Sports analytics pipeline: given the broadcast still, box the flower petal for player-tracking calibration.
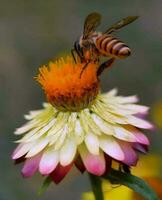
[81,110,102,136]
[113,125,137,142]
[15,121,37,135]
[47,112,69,137]
[119,142,138,166]
[91,113,113,135]
[78,144,106,176]
[25,138,48,158]
[85,133,99,155]
[51,125,68,150]
[22,119,56,142]
[113,95,139,104]
[126,116,153,129]
[122,104,149,114]
[106,88,118,97]
[12,143,34,160]
[124,125,150,145]
[22,153,42,177]
[74,119,84,144]
[133,143,148,153]
[75,155,85,173]
[60,139,77,166]
[15,127,42,143]
[24,111,42,120]
[93,102,127,125]
[13,88,152,179]
[99,135,124,161]
[39,148,59,175]
[50,163,73,184]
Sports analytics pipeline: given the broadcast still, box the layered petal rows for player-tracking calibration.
[12,89,152,183]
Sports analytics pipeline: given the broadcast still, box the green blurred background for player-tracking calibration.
[0,0,162,199]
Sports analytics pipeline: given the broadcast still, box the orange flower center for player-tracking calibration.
[36,56,100,111]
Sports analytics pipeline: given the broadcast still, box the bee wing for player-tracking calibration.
[83,12,102,39]
[104,16,139,34]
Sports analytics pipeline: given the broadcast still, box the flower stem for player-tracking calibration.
[88,173,104,200]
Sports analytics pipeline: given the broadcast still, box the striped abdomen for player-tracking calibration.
[95,34,131,59]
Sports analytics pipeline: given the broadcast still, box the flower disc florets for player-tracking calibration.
[37,57,99,111]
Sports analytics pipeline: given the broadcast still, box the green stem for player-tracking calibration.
[88,173,104,200]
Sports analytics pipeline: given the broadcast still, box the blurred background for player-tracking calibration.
[0,0,162,199]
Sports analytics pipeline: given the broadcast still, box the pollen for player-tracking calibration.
[36,56,99,111]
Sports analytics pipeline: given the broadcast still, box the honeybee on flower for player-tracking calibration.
[12,56,152,184]
[72,12,138,77]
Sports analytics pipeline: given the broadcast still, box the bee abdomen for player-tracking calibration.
[112,42,131,58]
[96,35,131,58]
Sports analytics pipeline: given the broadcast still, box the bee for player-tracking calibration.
[72,12,138,77]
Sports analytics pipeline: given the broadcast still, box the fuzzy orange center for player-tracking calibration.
[36,57,100,111]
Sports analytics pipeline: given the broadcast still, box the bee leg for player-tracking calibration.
[119,163,122,171]
[97,58,115,76]
[79,61,90,78]
[71,49,77,63]
[122,164,131,174]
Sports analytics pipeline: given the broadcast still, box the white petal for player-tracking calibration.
[48,131,61,146]
[79,111,90,133]
[39,148,59,175]
[75,119,82,135]
[100,102,148,116]
[15,127,41,143]
[115,96,139,104]
[119,104,149,114]
[81,110,102,135]
[85,133,99,155]
[47,112,69,137]
[106,88,118,96]
[24,110,43,120]
[25,138,48,157]
[113,125,137,142]
[74,119,84,144]
[93,103,127,124]
[92,105,115,124]
[43,102,51,108]
[91,114,113,135]
[12,142,34,159]
[100,135,124,161]
[23,119,56,142]
[60,139,77,166]
[14,121,37,135]
[68,112,77,133]
[126,116,153,129]
[50,125,68,149]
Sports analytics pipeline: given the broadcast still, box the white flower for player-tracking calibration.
[12,88,152,183]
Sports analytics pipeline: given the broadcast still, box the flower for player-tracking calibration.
[82,155,162,200]
[12,56,152,184]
